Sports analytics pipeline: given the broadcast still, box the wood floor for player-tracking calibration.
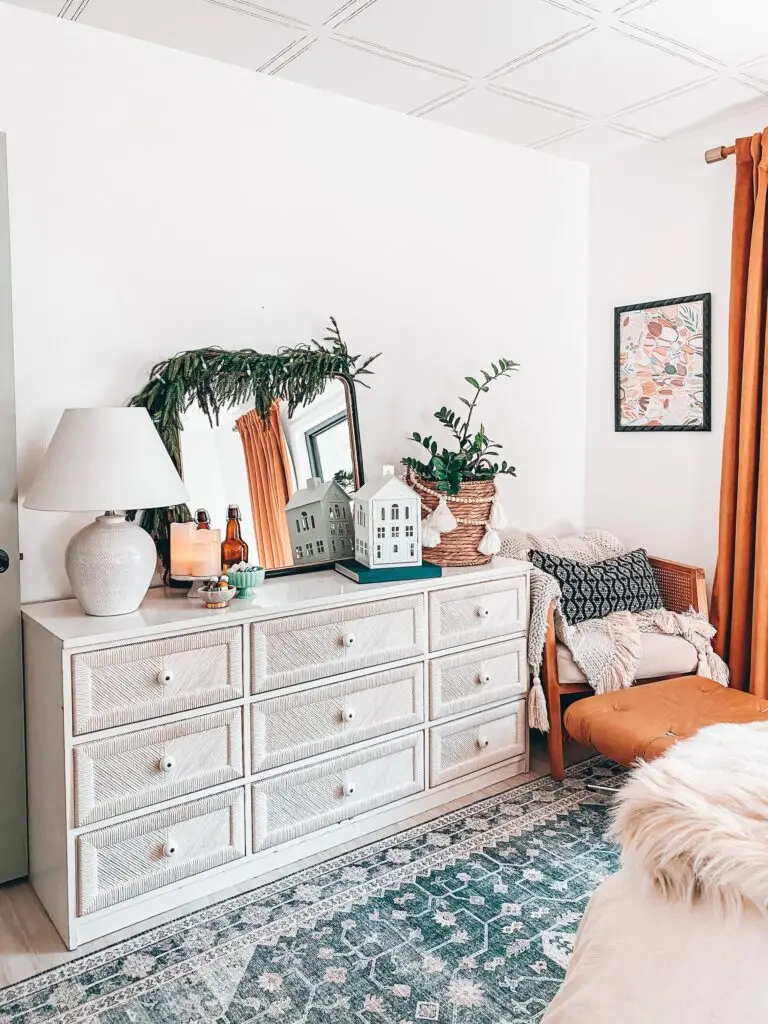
[0,734,592,990]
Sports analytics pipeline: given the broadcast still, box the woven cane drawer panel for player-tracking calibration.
[252,665,424,772]
[429,702,526,787]
[76,788,245,915]
[428,577,526,652]
[252,733,424,850]
[251,596,425,692]
[429,639,527,720]
[71,628,243,735]
[73,709,244,826]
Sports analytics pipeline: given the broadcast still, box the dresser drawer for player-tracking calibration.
[429,703,526,787]
[73,709,244,826]
[251,596,425,692]
[71,628,243,735]
[76,789,245,915]
[428,577,526,652]
[252,733,424,850]
[252,665,424,772]
[430,639,527,719]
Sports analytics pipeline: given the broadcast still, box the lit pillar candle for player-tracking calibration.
[170,522,196,577]
[190,529,221,578]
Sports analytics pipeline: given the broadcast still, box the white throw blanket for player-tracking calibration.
[500,529,729,731]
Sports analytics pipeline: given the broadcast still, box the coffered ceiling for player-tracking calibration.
[7,0,768,163]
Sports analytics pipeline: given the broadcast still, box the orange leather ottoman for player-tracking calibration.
[564,675,768,766]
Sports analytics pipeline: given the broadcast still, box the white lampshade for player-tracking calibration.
[25,407,189,512]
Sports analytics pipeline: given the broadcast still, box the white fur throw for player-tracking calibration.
[611,722,768,915]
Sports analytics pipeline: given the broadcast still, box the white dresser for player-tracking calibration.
[22,558,530,949]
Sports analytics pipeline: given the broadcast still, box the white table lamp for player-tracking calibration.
[24,407,189,616]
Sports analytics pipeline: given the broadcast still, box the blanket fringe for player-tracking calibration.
[529,675,549,732]
[587,612,642,695]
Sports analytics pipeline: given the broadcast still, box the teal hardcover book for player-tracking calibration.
[334,560,442,584]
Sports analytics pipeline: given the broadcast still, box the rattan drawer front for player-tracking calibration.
[251,596,425,692]
[252,733,424,850]
[76,789,245,915]
[73,710,244,826]
[71,628,243,735]
[430,639,527,720]
[428,577,526,652]
[429,702,526,787]
[252,666,424,772]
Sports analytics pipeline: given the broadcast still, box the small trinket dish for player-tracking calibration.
[197,579,237,609]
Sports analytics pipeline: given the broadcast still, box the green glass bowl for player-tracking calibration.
[226,568,266,598]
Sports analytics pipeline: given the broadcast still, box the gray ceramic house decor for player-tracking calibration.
[286,478,354,565]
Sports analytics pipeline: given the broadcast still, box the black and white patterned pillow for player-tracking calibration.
[530,548,663,626]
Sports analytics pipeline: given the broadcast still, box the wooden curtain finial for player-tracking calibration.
[705,145,736,164]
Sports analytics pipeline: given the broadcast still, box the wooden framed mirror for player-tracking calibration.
[129,321,375,578]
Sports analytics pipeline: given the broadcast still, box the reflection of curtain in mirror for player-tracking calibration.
[236,404,293,570]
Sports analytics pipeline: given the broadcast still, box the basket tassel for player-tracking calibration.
[489,494,507,531]
[425,494,457,534]
[477,522,501,556]
[420,494,457,548]
[421,520,442,548]
[529,674,549,732]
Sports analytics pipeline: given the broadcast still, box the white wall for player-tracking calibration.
[0,4,589,603]
[587,101,768,585]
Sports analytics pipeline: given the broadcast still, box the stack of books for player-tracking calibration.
[334,560,442,584]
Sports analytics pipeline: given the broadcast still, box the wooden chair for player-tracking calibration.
[543,556,709,781]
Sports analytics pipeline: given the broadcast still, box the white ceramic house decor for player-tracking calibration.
[353,467,421,568]
[24,407,189,616]
[285,477,354,565]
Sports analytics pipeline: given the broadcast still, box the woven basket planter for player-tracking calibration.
[408,472,497,567]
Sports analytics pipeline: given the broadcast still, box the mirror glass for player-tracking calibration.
[179,376,360,573]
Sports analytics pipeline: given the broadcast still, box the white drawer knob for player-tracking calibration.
[477,669,492,685]
[159,754,176,773]
[162,838,179,858]
[342,632,356,648]
[342,707,356,723]
[157,668,174,686]
[477,734,490,749]
[343,780,356,797]
[476,606,490,619]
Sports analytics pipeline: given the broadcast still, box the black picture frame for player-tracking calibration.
[614,292,711,432]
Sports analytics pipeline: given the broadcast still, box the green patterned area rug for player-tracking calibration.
[1,759,623,1024]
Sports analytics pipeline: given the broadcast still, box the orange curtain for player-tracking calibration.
[236,403,294,570]
[711,129,768,694]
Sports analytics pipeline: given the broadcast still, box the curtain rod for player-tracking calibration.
[705,144,736,164]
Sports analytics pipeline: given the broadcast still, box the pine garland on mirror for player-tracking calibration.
[127,319,378,574]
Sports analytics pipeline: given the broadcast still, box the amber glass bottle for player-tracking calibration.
[221,504,249,570]
[195,508,211,530]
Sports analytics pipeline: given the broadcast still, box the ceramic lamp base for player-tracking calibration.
[65,514,157,616]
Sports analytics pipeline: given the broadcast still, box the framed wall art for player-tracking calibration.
[615,292,711,432]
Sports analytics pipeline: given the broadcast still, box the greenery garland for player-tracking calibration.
[128,318,377,572]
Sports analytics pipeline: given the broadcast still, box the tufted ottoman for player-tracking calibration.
[564,675,768,766]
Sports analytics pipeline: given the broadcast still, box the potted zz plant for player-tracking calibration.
[402,358,518,567]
